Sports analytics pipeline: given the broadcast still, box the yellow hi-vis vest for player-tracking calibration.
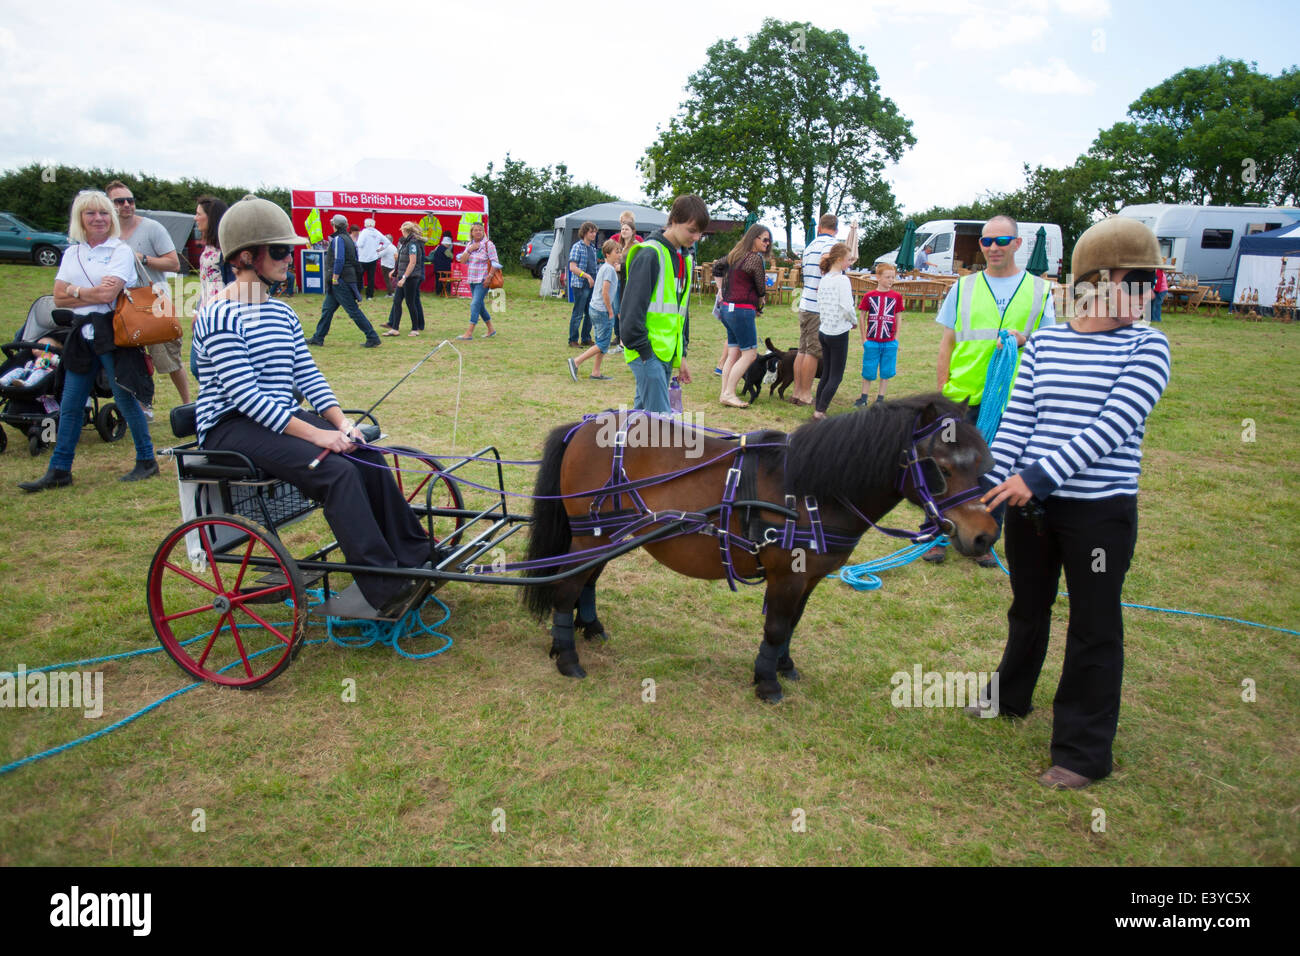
[624,239,691,366]
[943,271,1050,406]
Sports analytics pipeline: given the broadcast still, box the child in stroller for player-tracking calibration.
[0,337,60,389]
[0,295,127,457]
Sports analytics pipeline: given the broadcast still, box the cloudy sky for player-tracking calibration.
[1,0,1292,226]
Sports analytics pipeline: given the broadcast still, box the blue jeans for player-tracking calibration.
[469,282,491,325]
[569,284,592,343]
[314,279,378,342]
[1151,290,1167,323]
[629,354,672,413]
[50,350,154,472]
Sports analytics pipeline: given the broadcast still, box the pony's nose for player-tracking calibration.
[973,532,994,553]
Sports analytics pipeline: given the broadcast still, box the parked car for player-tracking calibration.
[0,212,70,267]
[520,230,555,279]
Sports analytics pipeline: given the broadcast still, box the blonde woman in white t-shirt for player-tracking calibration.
[812,242,855,420]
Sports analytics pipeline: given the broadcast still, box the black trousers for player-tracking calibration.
[205,411,430,608]
[814,330,850,412]
[385,278,424,331]
[360,260,378,298]
[996,494,1137,779]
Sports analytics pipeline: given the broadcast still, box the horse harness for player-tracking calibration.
[564,412,984,592]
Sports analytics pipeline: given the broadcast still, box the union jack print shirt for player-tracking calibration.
[859,290,904,342]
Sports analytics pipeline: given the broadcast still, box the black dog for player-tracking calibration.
[739,351,781,404]
[764,337,821,400]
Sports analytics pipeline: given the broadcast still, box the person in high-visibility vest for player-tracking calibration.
[926,214,1056,567]
[620,195,710,413]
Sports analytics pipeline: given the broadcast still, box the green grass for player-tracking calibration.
[0,263,1296,866]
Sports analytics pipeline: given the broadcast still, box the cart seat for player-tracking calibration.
[169,403,379,482]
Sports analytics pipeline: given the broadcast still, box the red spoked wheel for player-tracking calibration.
[148,515,306,689]
[387,447,466,548]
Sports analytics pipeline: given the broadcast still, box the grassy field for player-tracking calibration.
[0,263,1296,866]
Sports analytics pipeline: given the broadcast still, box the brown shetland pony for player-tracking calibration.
[522,393,998,702]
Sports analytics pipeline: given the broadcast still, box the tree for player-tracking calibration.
[467,155,618,268]
[643,19,914,251]
[1085,59,1300,208]
[0,163,289,233]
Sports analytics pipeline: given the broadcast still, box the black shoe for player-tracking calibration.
[853,395,869,407]
[306,338,325,347]
[362,339,381,348]
[377,578,430,618]
[120,459,159,482]
[19,469,72,493]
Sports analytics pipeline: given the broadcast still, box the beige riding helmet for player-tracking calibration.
[218,195,307,259]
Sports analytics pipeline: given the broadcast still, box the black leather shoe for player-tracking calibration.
[306,338,325,347]
[19,469,72,493]
[362,339,381,348]
[120,459,159,482]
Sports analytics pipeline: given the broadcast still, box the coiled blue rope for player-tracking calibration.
[976,329,1019,443]
[1,591,455,776]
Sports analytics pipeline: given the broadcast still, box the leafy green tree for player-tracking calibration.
[0,162,288,233]
[1085,59,1300,208]
[643,19,914,252]
[467,155,617,269]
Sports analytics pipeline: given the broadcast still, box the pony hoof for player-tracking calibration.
[753,678,784,703]
[778,666,801,681]
[580,619,610,642]
[553,650,587,679]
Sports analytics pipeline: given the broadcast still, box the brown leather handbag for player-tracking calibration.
[113,260,181,347]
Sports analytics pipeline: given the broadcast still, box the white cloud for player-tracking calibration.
[1056,0,1111,17]
[950,13,1049,49]
[998,58,1097,95]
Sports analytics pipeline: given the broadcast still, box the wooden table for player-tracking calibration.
[1165,286,1203,312]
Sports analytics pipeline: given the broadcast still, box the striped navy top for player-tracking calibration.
[988,323,1171,500]
[193,297,338,443]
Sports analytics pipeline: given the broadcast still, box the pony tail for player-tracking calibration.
[820,242,849,275]
[522,422,577,619]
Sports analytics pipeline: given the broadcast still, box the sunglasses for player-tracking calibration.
[1119,268,1156,287]
[111,197,136,206]
[979,235,1015,248]
[266,244,293,261]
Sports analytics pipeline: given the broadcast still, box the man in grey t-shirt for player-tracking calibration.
[108,180,190,404]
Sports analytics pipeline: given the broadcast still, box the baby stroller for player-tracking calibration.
[0,295,127,456]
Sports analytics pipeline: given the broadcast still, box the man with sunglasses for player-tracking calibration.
[107,180,190,405]
[925,215,1055,566]
[972,217,1170,790]
[194,196,430,620]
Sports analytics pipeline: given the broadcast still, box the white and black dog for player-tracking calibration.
[739,350,782,404]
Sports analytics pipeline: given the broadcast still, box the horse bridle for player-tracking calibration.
[840,415,987,543]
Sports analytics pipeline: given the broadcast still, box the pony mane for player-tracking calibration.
[780,393,970,500]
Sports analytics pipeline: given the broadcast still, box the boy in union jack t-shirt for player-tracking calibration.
[854,263,904,406]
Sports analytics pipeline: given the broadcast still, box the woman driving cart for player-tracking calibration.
[192,195,430,619]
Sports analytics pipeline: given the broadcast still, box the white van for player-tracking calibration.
[875,219,1063,277]
[1116,204,1300,295]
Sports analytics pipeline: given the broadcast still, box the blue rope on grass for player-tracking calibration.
[313,588,455,660]
[1,591,455,776]
[836,537,1298,636]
